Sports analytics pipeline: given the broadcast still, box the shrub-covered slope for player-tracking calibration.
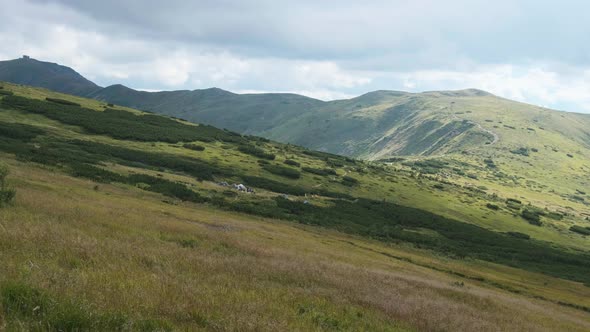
[0,83,589,330]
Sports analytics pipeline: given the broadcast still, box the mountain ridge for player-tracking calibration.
[1,56,589,161]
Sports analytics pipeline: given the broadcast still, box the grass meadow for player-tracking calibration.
[0,157,589,331]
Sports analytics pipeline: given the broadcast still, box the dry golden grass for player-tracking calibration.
[0,157,589,331]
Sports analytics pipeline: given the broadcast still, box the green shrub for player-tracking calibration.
[0,121,45,140]
[342,176,359,187]
[263,165,301,179]
[302,167,337,176]
[45,97,81,106]
[521,209,542,225]
[483,159,496,168]
[571,195,585,202]
[240,176,306,196]
[238,144,275,160]
[326,159,344,167]
[570,225,590,236]
[0,90,14,96]
[183,143,205,151]
[510,147,529,156]
[408,160,449,174]
[69,164,206,203]
[283,159,300,167]
[2,95,243,143]
[0,164,15,207]
[506,198,522,210]
[486,203,499,210]
[546,212,564,220]
[507,232,530,240]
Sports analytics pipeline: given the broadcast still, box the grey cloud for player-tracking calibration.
[3,0,590,112]
[33,0,590,70]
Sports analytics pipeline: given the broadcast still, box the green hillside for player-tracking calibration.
[89,84,325,134]
[0,82,589,330]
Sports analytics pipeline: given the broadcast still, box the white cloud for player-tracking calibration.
[1,0,590,112]
[394,64,590,112]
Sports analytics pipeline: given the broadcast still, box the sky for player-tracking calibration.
[1,0,590,112]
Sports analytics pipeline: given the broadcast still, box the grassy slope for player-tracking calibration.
[0,82,589,329]
[0,82,588,250]
[1,158,589,331]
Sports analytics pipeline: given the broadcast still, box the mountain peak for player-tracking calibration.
[0,56,100,96]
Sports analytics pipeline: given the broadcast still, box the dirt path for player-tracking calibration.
[446,103,499,145]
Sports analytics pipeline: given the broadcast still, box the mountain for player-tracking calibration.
[2,57,590,165]
[89,84,325,134]
[0,82,589,330]
[1,57,590,175]
[0,56,101,96]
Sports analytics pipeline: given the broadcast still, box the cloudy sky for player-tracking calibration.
[1,0,590,112]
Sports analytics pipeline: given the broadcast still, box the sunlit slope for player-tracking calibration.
[1,159,589,331]
[0,82,589,274]
[1,82,590,329]
[264,89,590,159]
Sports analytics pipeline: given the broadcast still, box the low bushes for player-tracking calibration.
[0,164,16,207]
[238,144,275,160]
[283,159,300,167]
[341,176,359,187]
[183,143,205,151]
[510,147,529,157]
[506,198,522,210]
[545,211,564,220]
[302,167,337,176]
[570,225,590,236]
[2,95,244,143]
[263,165,301,179]
[0,121,45,140]
[45,97,80,106]
[240,176,306,196]
[507,232,530,240]
[486,203,499,210]
[483,159,496,168]
[521,209,542,225]
[71,164,206,203]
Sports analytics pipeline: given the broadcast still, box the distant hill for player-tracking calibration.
[1,57,590,165]
[0,56,101,96]
[89,84,325,134]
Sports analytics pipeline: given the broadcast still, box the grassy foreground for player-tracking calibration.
[0,158,589,331]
